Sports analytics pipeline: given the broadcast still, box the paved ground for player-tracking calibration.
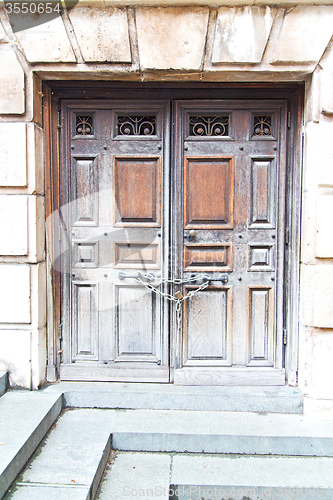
[96,451,333,500]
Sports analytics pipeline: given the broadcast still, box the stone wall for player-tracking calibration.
[0,3,333,396]
[299,40,333,409]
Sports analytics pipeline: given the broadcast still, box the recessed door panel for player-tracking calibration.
[115,285,158,361]
[183,287,231,365]
[114,156,161,226]
[184,157,234,229]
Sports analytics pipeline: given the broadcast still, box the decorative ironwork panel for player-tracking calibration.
[189,115,229,137]
[117,116,156,136]
[253,116,272,136]
[75,115,94,136]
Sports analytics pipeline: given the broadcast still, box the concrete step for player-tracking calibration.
[0,391,62,499]
[43,381,303,414]
[97,451,333,500]
[0,372,8,397]
[3,409,114,500]
[4,405,333,499]
[111,408,333,456]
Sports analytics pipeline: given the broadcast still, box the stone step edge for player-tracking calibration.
[170,484,333,500]
[44,383,304,414]
[112,431,333,457]
[0,394,63,499]
[12,433,112,500]
[0,372,8,398]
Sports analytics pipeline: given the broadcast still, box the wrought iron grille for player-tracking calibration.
[253,116,272,136]
[75,115,94,136]
[189,115,229,137]
[117,116,156,136]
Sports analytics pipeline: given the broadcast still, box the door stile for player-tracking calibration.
[274,102,288,371]
[169,100,184,375]
[59,100,72,367]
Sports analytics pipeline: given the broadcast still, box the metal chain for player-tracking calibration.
[134,273,210,339]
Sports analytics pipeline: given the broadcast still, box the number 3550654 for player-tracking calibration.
[5,3,61,14]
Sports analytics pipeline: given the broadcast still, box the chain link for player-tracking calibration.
[134,273,210,340]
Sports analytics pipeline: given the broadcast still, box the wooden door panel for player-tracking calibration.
[248,244,274,271]
[72,157,99,226]
[73,242,98,268]
[71,282,99,361]
[114,242,160,268]
[114,156,161,226]
[115,285,159,362]
[250,158,276,228]
[184,243,232,271]
[183,287,232,366]
[247,286,274,366]
[184,157,234,229]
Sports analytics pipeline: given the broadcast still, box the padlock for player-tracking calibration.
[175,291,183,300]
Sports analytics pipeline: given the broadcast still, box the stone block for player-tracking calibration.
[304,397,333,419]
[31,327,46,389]
[30,263,47,329]
[69,7,131,63]
[27,123,44,195]
[271,6,333,64]
[321,57,333,115]
[303,121,333,189]
[98,452,170,500]
[212,7,276,64]
[0,195,28,256]
[136,7,209,70]
[311,331,333,399]
[0,330,31,388]
[33,74,43,127]
[15,16,75,62]
[27,196,45,263]
[0,264,31,324]
[0,123,26,187]
[300,264,333,328]
[300,189,317,264]
[304,66,321,125]
[0,47,25,114]
[316,194,333,258]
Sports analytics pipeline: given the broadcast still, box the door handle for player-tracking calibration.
[204,273,229,284]
[118,272,156,282]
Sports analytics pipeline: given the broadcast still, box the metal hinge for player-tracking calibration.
[59,323,63,340]
[287,111,291,128]
[283,328,287,345]
[57,106,62,129]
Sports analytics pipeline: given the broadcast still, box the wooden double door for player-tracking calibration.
[59,98,287,385]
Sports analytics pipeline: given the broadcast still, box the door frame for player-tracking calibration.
[43,81,304,386]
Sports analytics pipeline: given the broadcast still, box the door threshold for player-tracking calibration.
[42,382,303,414]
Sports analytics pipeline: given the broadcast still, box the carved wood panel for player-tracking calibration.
[184,157,234,229]
[114,156,161,226]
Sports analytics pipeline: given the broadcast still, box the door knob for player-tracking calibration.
[188,230,197,241]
